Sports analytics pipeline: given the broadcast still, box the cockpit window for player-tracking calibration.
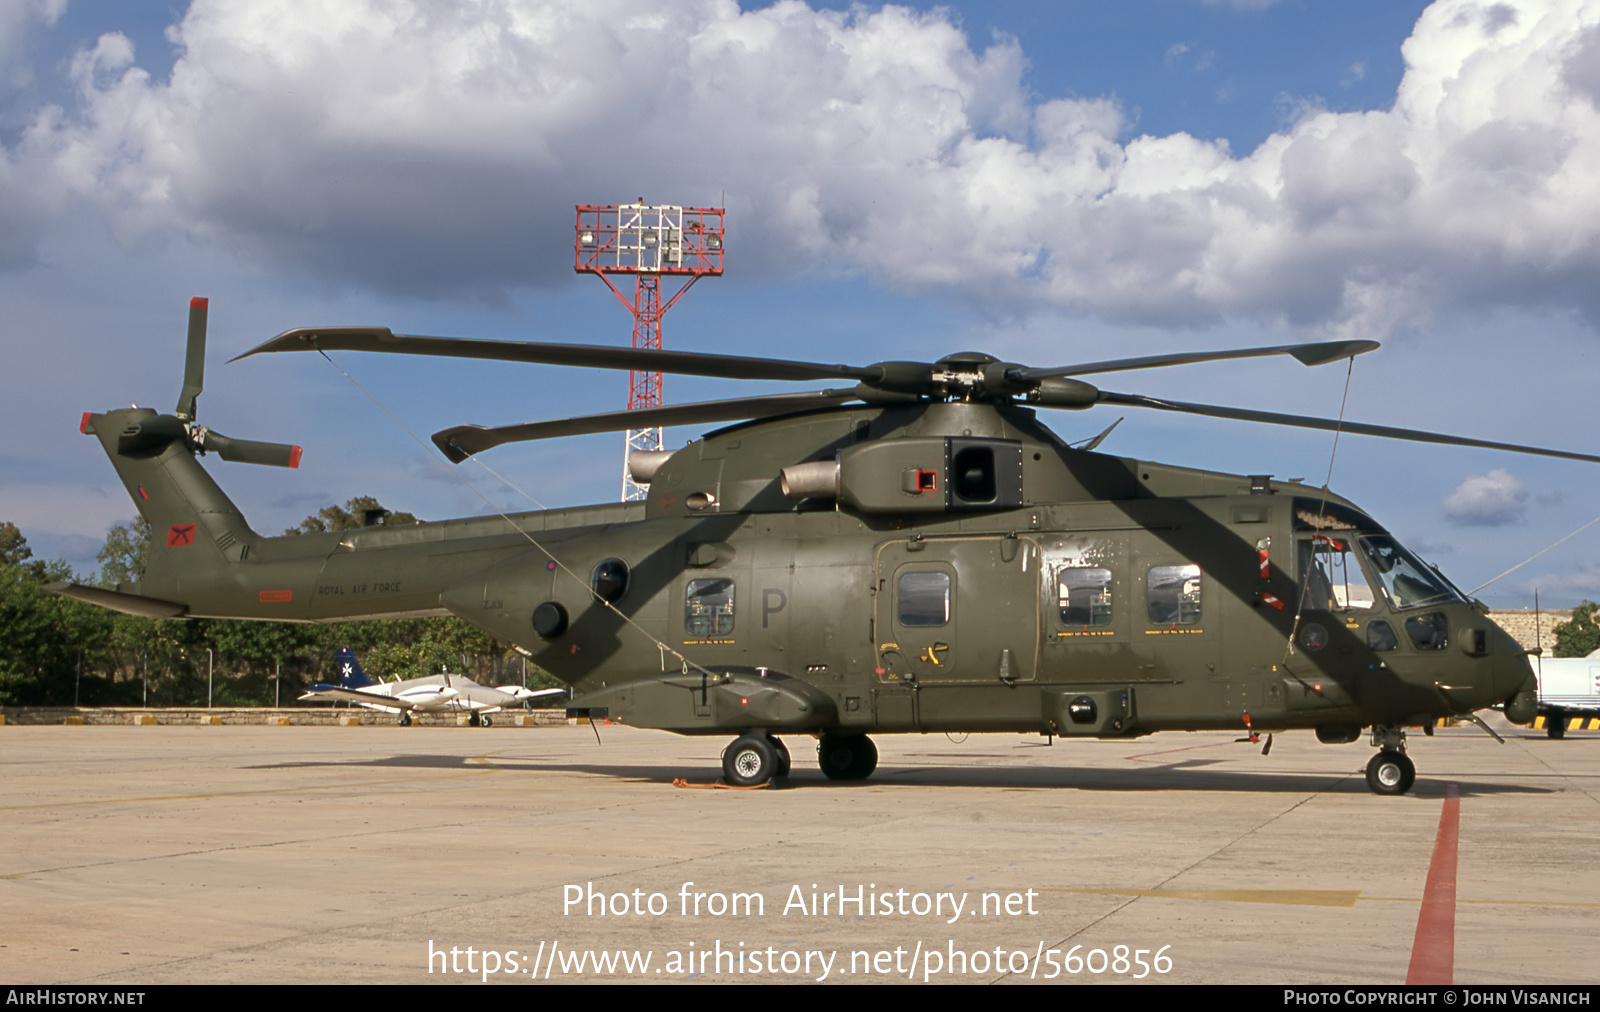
[1297,535,1378,612]
[1358,536,1459,610]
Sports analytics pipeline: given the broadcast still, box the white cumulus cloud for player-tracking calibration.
[6,0,1600,332]
[1443,468,1530,526]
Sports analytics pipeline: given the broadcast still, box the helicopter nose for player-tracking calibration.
[1490,626,1538,707]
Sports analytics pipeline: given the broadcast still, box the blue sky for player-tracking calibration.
[4,0,1600,609]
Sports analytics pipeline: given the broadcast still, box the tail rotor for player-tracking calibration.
[119,297,302,468]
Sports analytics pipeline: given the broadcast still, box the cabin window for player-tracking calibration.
[591,558,629,604]
[898,571,951,627]
[1058,568,1113,627]
[1405,612,1448,651]
[1367,621,1398,652]
[1147,565,1202,625]
[1298,535,1378,612]
[685,578,735,636]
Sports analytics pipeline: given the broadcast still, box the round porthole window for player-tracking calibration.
[591,558,629,604]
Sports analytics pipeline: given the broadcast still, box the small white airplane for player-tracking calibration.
[299,646,565,726]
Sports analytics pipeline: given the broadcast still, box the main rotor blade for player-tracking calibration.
[433,389,864,462]
[232,328,881,384]
[1015,340,1380,381]
[1095,391,1600,465]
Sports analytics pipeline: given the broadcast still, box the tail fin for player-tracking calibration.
[336,646,375,689]
[71,298,302,607]
[81,406,262,596]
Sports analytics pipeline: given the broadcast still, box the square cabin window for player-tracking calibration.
[1059,567,1113,627]
[898,571,951,627]
[1147,565,1202,625]
[685,578,735,636]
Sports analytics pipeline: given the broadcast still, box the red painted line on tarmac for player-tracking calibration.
[1406,783,1460,985]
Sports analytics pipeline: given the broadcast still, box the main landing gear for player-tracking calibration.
[1365,725,1416,796]
[721,733,789,786]
[817,732,877,781]
[718,732,877,786]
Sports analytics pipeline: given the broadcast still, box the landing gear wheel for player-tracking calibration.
[481,715,492,728]
[817,733,878,781]
[398,712,412,727]
[1548,711,1567,739]
[768,735,791,777]
[722,735,779,786]
[469,712,481,727]
[1366,750,1415,796]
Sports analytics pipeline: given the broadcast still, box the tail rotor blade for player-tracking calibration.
[203,430,303,468]
[176,297,208,420]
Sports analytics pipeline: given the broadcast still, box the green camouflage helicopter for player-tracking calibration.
[55,298,1599,794]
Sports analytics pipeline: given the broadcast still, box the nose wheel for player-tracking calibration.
[1364,725,1416,795]
[1365,750,1415,795]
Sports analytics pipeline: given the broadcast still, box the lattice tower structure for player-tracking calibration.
[575,202,725,500]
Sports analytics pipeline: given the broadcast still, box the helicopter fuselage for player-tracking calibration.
[78,399,1536,752]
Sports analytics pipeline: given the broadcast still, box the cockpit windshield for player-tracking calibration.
[1293,498,1459,612]
[1357,535,1460,610]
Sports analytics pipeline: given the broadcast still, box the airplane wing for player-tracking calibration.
[448,680,566,713]
[297,684,417,712]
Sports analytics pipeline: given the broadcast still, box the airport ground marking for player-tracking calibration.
[1406,782,1459,986]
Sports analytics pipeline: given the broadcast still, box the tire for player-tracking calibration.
[817,733,878,781]
[1548,711,1567,740]
[481,715,493,728]
[722,735,778,786]
[398,712,412,727]
[1365,750,1415,796]
[769,735,791,777]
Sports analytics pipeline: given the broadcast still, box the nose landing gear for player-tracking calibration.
[1365,725,1416,796]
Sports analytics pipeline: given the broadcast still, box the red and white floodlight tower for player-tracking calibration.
[575,201,725,500]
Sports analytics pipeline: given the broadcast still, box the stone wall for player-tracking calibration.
[1487,610,1571,653]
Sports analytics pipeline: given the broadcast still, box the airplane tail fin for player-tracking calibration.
[336,646,376,689]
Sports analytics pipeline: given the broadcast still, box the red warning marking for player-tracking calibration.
[166,524,196,547]
[1257,547,1285,610]
[287,446,302,468]
[258,589,293,603]
[1406,783,1460,985]
[80,412,92,434]
[190,296,208,309]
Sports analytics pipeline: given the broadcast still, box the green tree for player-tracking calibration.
[0,526,122,705]
[0,521,33,567]
[285,496,417,535]
[97,518,151,587]
[1553,601,1600,658]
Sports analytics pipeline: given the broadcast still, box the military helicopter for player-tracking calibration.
[56,298,1600,795]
